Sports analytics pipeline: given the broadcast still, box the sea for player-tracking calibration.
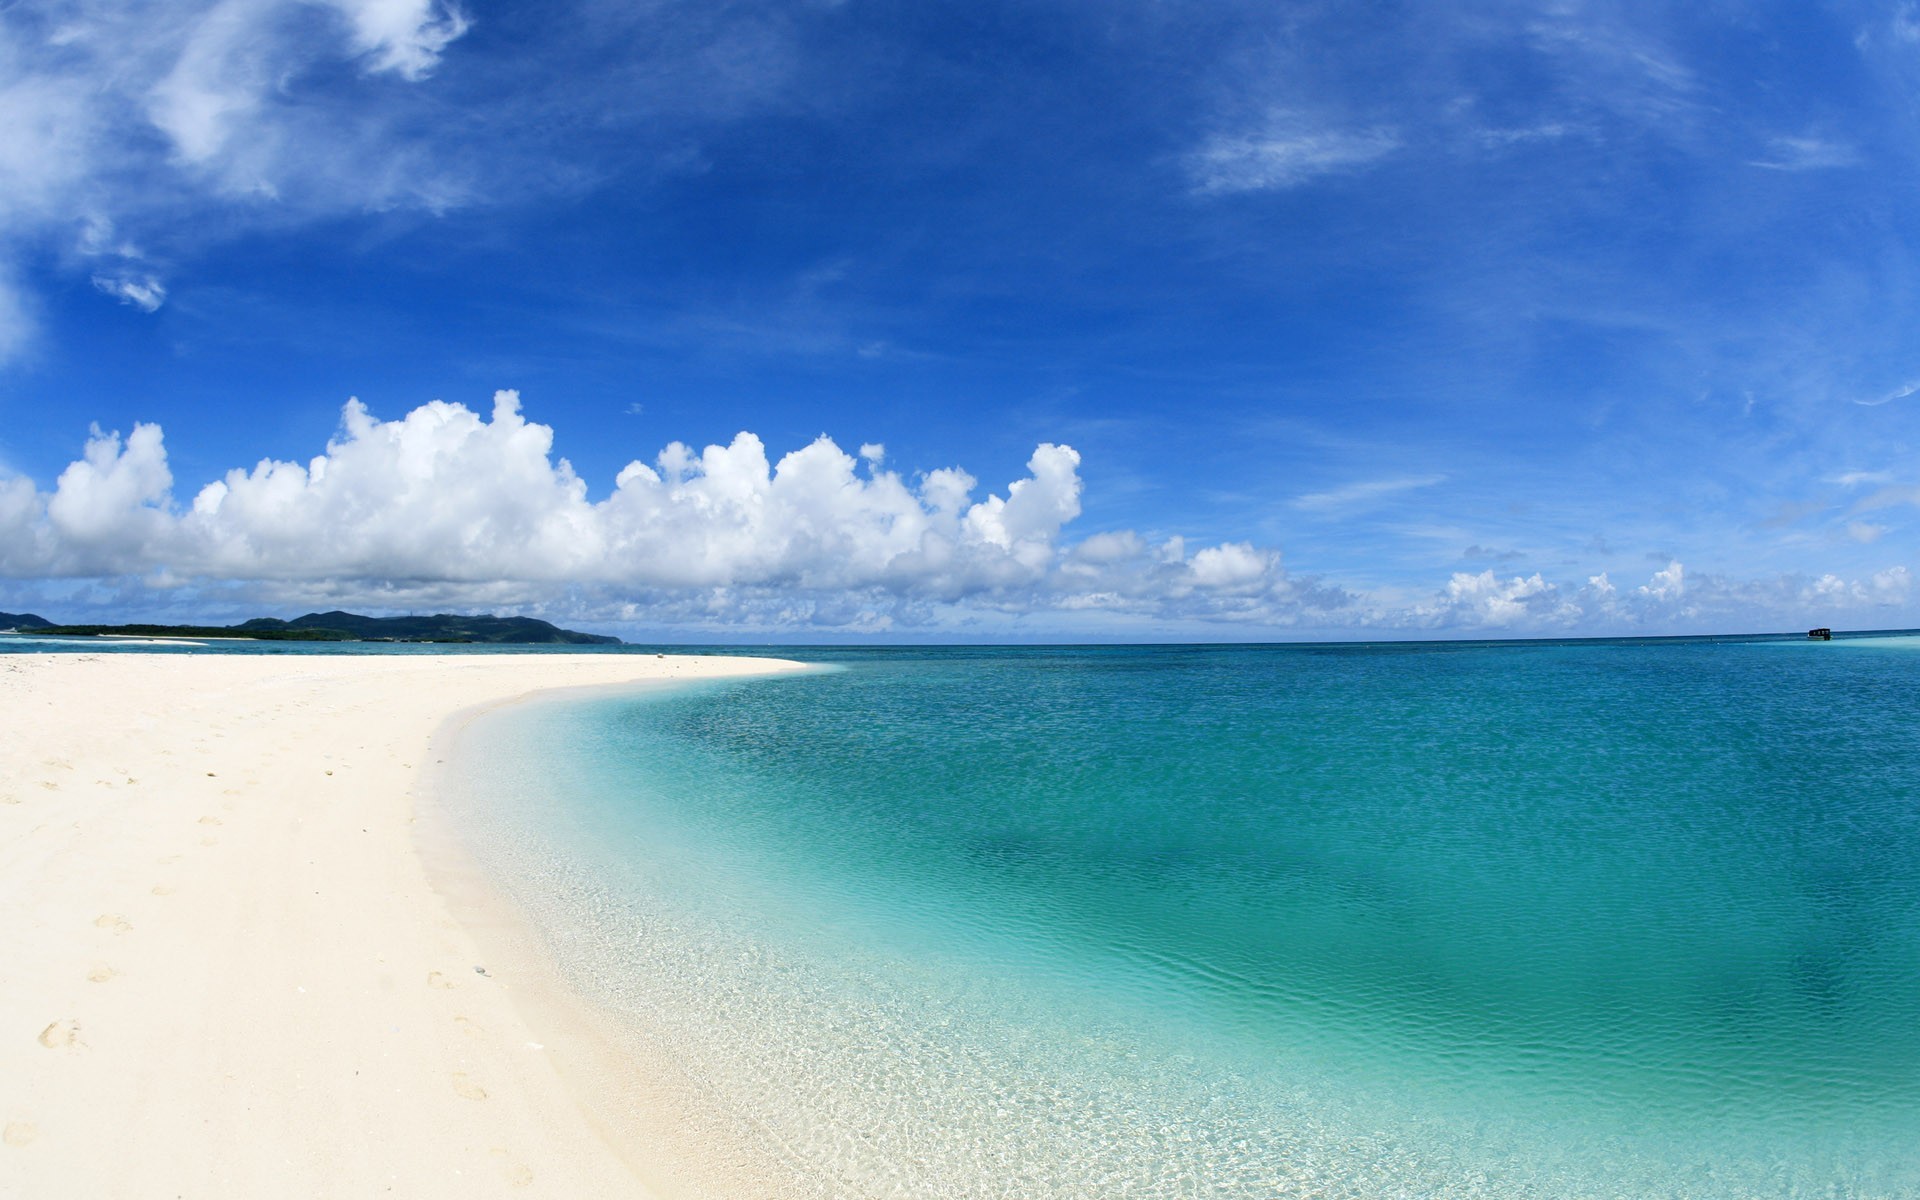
[11,632,1918,1195]
[436,637,1920,1198]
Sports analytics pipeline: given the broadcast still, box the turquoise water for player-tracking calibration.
[446,640,1920,1197]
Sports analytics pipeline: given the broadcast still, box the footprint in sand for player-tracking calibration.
[453,1016,485,1039]
[36,1020,82,1051]
[87,966,116,984]
[151,885,174,897]
[489,1149,534,1187]
[3,1121,36,1147]
[38,781,57,791]
[197,815,222,826]
[451,1072,488,1101]
[156,855,180,865]
[200,836,219,847]
[426,971,454,990]
[93,914,132,935]
[1,794,18,805]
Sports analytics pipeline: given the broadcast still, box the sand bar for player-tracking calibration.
[0,650,805,1198]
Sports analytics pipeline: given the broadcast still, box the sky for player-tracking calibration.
[4,0,1920,640]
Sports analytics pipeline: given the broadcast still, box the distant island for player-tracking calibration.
[0,609,620,645]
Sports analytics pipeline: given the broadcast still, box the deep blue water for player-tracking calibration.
[33,633,1914,1196]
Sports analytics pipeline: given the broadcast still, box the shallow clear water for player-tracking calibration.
[446,640,1920,1197]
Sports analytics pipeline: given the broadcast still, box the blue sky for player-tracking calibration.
[4,0,1920,638]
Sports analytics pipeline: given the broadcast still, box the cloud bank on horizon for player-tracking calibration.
[2,394,1906,636]
[5,2,1920,637]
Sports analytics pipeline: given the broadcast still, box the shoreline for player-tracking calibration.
[415,673,829,1199]
[0,650,806,1198]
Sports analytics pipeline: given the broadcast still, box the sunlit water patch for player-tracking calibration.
[444,641,1920,1197]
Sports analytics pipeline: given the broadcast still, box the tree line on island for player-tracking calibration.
[0,610,620,645]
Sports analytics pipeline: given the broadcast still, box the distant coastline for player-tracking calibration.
[0,609,621,645]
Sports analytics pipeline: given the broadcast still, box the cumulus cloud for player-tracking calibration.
[1805,566,1912,606]
[1421,570,1577,628]
[1638,559,1685,602]
[3,394,1916,636]
[0,393,1286,624]
[1187,542,1276,591]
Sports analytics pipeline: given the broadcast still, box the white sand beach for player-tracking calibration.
[0,650,805,1199]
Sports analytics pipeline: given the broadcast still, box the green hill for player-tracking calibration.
[241,611,621,645]
[8,610,620,645]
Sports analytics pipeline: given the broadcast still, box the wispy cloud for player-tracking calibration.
[1292,474,1446,512]
[1851,485,1920,513]
[0,0,472,361]
[1189,114,1400,194]
[1749,135,1858,172]
[1856,379,1920,406]
[1474,122,1575,149]
[92,272,168,313]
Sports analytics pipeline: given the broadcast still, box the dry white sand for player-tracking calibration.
[0,649,807,1199]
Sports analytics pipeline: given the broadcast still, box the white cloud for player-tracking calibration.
[1069,530,1145,565]
[1292,474,1446,512]
[5,395,1919,637]
[1638,559,1685,602]
[1853,482,1920,512]
[91,272,168,312]
[1190,113,1400,194]
[1830,469,1894,486]
[1187,542,1275,591]
[326,0,470,80]
[1857,380,1920,407]
[1475,122,1574,148]
[1749,134,1858,172]
[1807,566,1911,606]
[1426,570,1576,628]
[2,393,1096,600]
[1520,12,1698,128]
[1873,566,1912,601]
[39,423,175,572]
[0,0,472,361]
[0,392,1373,629]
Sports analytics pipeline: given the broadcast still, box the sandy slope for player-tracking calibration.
[0,650,804,1199]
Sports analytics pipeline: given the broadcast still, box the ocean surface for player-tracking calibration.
[217,637,1920,1194]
